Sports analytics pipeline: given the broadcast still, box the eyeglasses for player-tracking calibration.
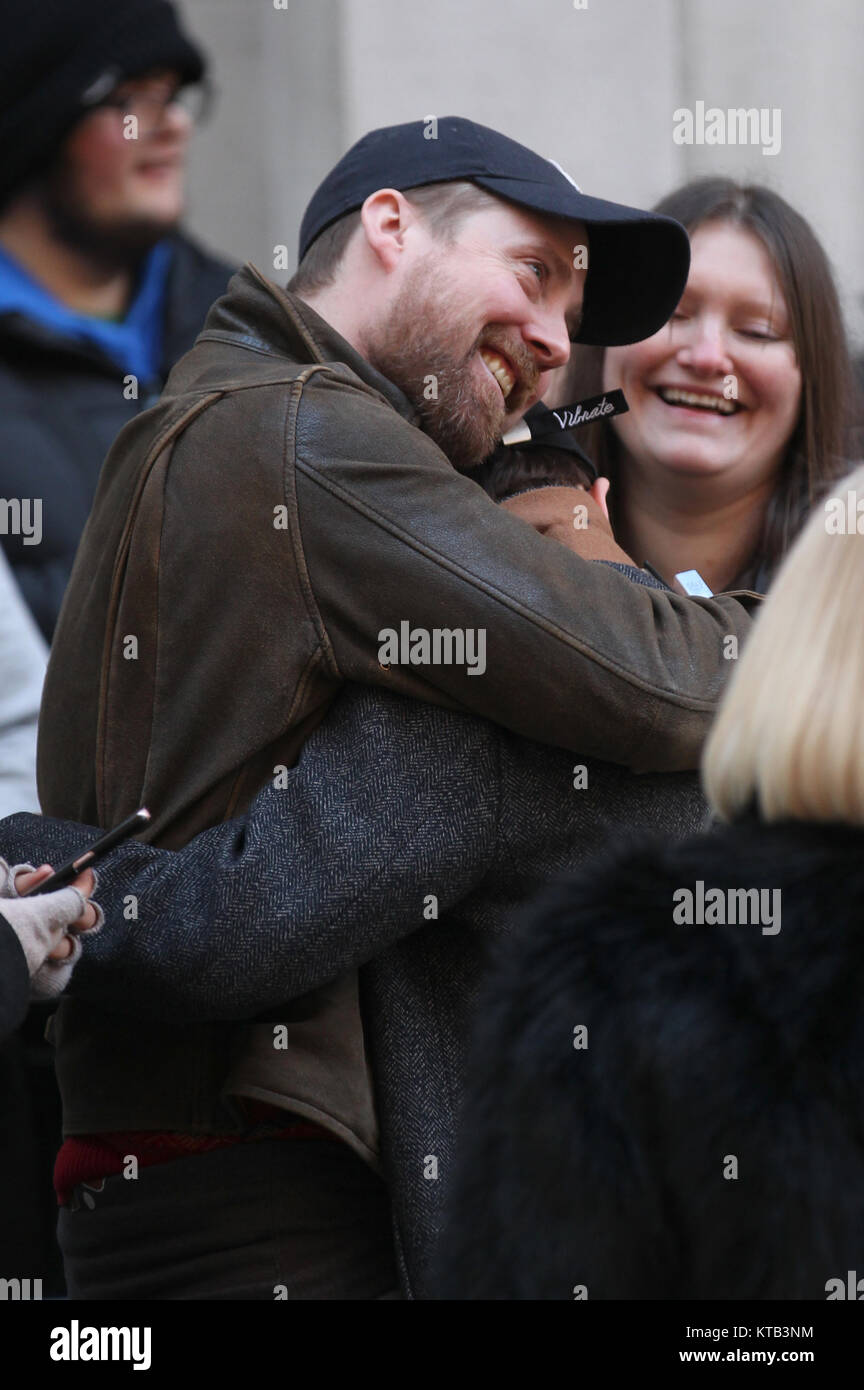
[83,77,214,132]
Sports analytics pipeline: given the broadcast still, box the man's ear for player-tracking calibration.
[359,188,416,272]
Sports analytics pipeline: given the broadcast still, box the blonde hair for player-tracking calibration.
[702,462,864,826]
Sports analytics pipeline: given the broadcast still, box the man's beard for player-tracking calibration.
[365,253,539,471]
[34,161,179,272]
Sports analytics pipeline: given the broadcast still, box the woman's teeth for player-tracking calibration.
[479,349,515,399]
[657,386,739,415]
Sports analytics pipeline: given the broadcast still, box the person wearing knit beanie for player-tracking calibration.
[0,0,208,293]
[0,0,231,647]
[0,0,206,211]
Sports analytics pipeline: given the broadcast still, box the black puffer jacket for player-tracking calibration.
[436,816,864,1300]
[0,233,233,641]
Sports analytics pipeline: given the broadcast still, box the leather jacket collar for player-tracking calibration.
[199,262,420,428]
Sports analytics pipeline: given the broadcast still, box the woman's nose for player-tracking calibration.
[676,318,733,374]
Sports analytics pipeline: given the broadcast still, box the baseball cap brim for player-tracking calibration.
[472,174,690,347]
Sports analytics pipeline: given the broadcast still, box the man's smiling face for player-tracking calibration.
[364,200,587,470]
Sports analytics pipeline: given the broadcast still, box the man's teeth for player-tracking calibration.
[479,349,515,399]
[658,387,738,415]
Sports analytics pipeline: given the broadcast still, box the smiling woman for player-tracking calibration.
[554,179,860,594]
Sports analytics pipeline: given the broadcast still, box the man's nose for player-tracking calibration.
[677,317,733,374]
[522,308,571,372]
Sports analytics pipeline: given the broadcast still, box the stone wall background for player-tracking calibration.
[179,0,864,345]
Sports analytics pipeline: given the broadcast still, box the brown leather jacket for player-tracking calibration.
[37,264,759,1149]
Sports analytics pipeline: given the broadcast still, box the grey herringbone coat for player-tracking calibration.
[1,686,707,1297]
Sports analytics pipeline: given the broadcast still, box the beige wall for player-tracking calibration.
[179,0,864,345]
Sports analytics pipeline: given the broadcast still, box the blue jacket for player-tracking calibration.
[0,233,233,641]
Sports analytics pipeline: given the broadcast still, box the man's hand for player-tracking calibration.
[500,480,637,565]
[14,864,98,958]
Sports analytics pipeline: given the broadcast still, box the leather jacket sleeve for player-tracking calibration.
[294,372,759,774]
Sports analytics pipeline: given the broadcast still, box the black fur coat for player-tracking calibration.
[435,817,864,1300]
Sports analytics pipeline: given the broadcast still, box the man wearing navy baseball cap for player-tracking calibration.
[36,115,758,1299]
[291,116,689,472]
[299,116,688,346]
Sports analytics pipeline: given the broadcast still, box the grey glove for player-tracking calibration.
[0,856,103,998]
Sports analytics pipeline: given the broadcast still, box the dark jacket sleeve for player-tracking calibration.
[295,373,759,775]
[0,912,30,1042]
[4,554,69,648]
[0,689,501,1021]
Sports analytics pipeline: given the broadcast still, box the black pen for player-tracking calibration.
[502,389,628,446]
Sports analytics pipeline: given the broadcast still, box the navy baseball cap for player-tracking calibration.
[298,116,690,347]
